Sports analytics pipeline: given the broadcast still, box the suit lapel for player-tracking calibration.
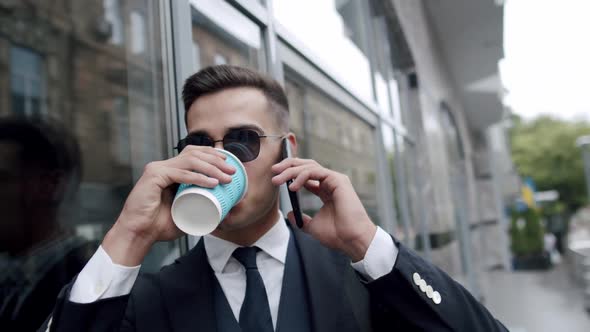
[292,225,366,332]
[159,239,217,332]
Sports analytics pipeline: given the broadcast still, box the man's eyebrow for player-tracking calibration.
[187,124,265,136]
[227,124,264,133]
[187,129,210,136]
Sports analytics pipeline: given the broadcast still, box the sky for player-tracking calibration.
[502,0,590,122]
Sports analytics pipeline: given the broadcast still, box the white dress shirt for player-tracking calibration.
[69,211,398,329]
[203,213,289,329]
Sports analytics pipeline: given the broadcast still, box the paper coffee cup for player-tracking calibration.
[171,149,248,236]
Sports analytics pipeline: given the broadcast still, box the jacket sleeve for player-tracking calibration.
[37,278,136,332]
[366,238,509,332]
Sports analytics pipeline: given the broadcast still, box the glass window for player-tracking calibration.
[130,11,147,54]
[394,132,435,254]
[192,40,201,70]
[104,0,124,45]
[284,77,380,226]
[190,0,263,70]
[397,134,420,249]
[110,97,130,165]
[284,78,306,151]
[10,46,45,116]
[389,77,402,123]
[401,72,419,128]
[0,1,177,330]
[214,53,228,65]
[381,123,405,240]
[371,13,397,118]
[274,0,373,102]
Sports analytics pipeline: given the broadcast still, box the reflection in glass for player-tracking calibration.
[381,123,405,241]
[190,0,263,70]
[104,0,124,45]
[0,1,177,330]
[130,11,147,55]
[388,78,402,123]
[274,0,373,102]
[371,13,394,115]
[10,46,45,116]
[399,136,420,249]
[0,117,90,331]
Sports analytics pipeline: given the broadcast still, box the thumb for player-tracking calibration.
[286,210,313,231]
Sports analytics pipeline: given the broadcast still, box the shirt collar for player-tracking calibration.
[203,211,290,273]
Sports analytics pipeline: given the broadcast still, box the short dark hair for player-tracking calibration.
[182,65,289,131]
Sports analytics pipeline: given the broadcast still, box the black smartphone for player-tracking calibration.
[282,139,304,228]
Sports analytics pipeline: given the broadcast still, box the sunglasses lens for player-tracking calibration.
[177,135,213,152]
[223,129,260,162]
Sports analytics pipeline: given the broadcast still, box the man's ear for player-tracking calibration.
[286,133,298,157]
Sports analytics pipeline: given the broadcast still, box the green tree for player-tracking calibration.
[510,115,590,212]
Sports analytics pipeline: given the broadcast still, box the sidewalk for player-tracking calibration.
[482,261,590,332]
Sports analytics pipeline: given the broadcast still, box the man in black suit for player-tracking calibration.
[41,65,507,331]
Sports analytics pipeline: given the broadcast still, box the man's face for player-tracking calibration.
[185,87,288,231]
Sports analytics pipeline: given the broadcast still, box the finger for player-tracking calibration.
[173,147,236,176]
[289,167,331,191]
[188,150,236,175]
[303,180,331,204]
[181,145,227,160]
[272,164,326,187]
[303,180,321,195]
[173,155,231,183]
[186,157,235,183]
[286,211,313,231]
[157,166,219,189]
[271,158,318,174]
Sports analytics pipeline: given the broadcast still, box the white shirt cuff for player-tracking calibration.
[69,245,141,303]
[351,227,398,281]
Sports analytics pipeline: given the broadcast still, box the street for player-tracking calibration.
[484,262,590,332]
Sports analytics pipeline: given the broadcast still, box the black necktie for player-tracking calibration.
[232,247,273,332]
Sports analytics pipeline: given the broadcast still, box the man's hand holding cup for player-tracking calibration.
[102,146,236,267]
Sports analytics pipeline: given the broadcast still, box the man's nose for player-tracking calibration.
[212,140,224,149]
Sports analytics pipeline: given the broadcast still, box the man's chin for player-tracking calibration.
[216,210,249,231]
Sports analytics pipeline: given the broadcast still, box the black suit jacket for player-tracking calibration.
[0,239,97,332]
[41,224,508,331]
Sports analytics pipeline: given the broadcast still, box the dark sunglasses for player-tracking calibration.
[175,128,284,162]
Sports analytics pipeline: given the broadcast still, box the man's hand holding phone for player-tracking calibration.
[271,157,377,262]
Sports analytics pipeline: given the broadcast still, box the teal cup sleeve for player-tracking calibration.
[171,149,248,235]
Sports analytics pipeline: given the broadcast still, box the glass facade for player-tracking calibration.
[380,123,406,240]
[284,77,379,225]
[0,1,177,329]
[10,46,45,116]
[0,0,483,329]
[190,0,263,71]
[274,0,374,103]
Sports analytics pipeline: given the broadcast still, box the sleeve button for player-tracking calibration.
[418,279,427,292]
[412,272,421,285]
[432,291,442,304]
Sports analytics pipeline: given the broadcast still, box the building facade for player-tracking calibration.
[0,0,513,327]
